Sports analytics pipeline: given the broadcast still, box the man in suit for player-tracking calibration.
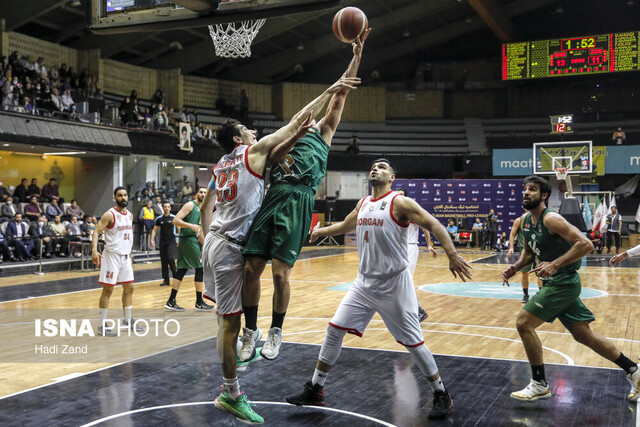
[0,228,16,262]
[1,196,21,222]
[45,197,64,221]
[6,213,35,261]
[29,214,54,258]
[13,178,29,203]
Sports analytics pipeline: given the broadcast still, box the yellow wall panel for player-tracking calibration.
[7,32,78,73]
[386,90,444,118]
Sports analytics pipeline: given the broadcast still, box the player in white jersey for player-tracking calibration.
[286,159,472,420]
[200,77,361,425]
[396,187,437,321]
[92,186,138,337]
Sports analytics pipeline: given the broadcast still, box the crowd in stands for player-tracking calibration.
[1,51,102,118]
[0,175,98,262]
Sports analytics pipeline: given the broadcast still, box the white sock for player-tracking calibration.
[123,306,132,322]
[224,377,241,399]
[407,344,445,392]
[312,368,329,387]
[99,308,108,322]
[429,375,445,392]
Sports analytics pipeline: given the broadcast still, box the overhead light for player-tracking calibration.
[403,30,411,37]
[198,166,209,171]
[43,151,86,155]
[12,152,43,157]
[297,41,304,50]
[69,0,81,6]
[2,144,9,147]
[554,4,564,13]
[174,165,184,169]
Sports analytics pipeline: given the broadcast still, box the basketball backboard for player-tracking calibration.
[532,141,593,175]
[89,0,343,34]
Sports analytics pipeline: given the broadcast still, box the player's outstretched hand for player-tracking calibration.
[448,254,472,282]
[531,261,558,279]
[309,223,321,243]
[353,28,371,55]
[610,251,629,266]
[327,77,361,95]
[295,111,315,138]
[92,250,101,267]
[502,264,519,287]
[429,246,438,258]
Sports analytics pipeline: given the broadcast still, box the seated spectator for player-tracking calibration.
[27,178,41,199]
[181,181,193,202]
[65,215,84,257]
[152,103,170,131]
[447,219,458,240]
[0,177,10,201]
[81,216,97,237]
[589,229,605,254]
[60,89,75,112]
[139,200,156,250]
[471,217,484,248]
[45,197,64,221]
[65,199,85,219]
[24,195,42,222]
[29,215,54,258]
[1,196,21,222]
[49,87,63,112]
[6,213,35,261]
[41,178,61,202]
[495,232,509,252]
[346,133,360,154]
[0,227,16,262]
[13,178,29,203]
[49,214,68,256]
[153,87,165,105]
[153,196,163,216]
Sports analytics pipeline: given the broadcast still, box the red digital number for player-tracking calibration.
[556,124,565,132]
[556,59,566,67]
[216,170,239,203]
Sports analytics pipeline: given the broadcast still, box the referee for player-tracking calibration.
[151,201,177,286]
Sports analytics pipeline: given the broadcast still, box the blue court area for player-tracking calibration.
[0,340,635,426]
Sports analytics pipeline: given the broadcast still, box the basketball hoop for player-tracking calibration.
[554,167,568,181]
[208,19,266,58]
[555,166,574,198]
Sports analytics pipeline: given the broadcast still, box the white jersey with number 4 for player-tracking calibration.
[356,190,409,277]
[105,208,133,255]
[210,145,265,242]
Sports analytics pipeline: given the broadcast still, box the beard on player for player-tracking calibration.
[116,199,128,208]
[522,193,542,210]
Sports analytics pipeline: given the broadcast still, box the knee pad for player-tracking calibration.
[194,267,204,282]
[174,268,188,281]
[318,325,347,366]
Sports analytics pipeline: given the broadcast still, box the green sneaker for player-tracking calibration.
[237,347,262,372]
[214,390,264,425]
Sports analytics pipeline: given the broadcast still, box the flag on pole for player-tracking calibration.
[599,197,609,233]
[592,197,603,232]
[582,196,593,230]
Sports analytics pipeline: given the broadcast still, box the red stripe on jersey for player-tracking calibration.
[397,340,424,348]
[107,210,116,229]
[389,194,409,228]
[370,190,393,202]
[116,280,134,285]
[98,281,116,286]
[358,196,370,212]
[329,322,363,337]
[217,310,243,318]
[244,145,264,179]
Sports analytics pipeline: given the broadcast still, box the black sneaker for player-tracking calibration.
[195,301,214,311]
[418,306,429,322]
[165,300,185,312]
[521,295,529,303]
[159,280,170,286]
[286,381,326,406]
[428,389,453,419]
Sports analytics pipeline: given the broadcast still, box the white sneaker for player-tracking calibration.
[238,327,262,362]
[510,379,551,402]
[627,365,640,402]
[121,318,145,333]
[261,327,283,360]
[96,324,117,337]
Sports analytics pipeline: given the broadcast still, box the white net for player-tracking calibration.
[555,167,568,181]
[208,19,266,58]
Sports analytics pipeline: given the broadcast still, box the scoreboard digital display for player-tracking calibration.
[502,31,640,80]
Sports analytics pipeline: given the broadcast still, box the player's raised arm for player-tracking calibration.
[317,30,370,145]
[309,198,364,243]
[92,211,113,266]
[395,196,472,281]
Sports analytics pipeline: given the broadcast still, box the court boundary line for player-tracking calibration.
[80,401,396,427]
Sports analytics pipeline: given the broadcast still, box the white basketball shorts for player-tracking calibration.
[98,249,134,286]
[203,232,244,317]
[408,243,419,276]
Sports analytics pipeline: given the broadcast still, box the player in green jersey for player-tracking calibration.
[238,29,371,362]
[164,187,213,312]
[507,211,539,303]
[503,176,640,403]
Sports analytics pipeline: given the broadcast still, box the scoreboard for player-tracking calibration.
[502,31,640,80]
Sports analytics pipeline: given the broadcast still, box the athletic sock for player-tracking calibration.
[169,289,178,302]
[195,291,204,304]
[531,364,547,386]
[223,377,241,399]
[429,375,445,393]
[99,308,108,322]
[614,353,638,374]
[312,369,328,387]
[123,305,132,322]
[243,305,258,331]
[523,288,529,296]
[271,311,286,329]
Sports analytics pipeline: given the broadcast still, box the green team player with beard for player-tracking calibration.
[503,175,640,403]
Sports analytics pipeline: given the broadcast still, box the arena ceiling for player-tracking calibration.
[6,0,640,84]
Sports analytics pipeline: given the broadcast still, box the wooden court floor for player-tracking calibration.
[1,245,638,401]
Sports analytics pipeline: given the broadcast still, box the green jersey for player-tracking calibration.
[522,208,581,286]
[269,127,330,191]
[179,200,200,238]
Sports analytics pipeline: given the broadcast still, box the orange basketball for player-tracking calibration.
[332,7,368,43]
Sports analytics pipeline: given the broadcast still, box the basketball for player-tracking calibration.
[332,7,368,43]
